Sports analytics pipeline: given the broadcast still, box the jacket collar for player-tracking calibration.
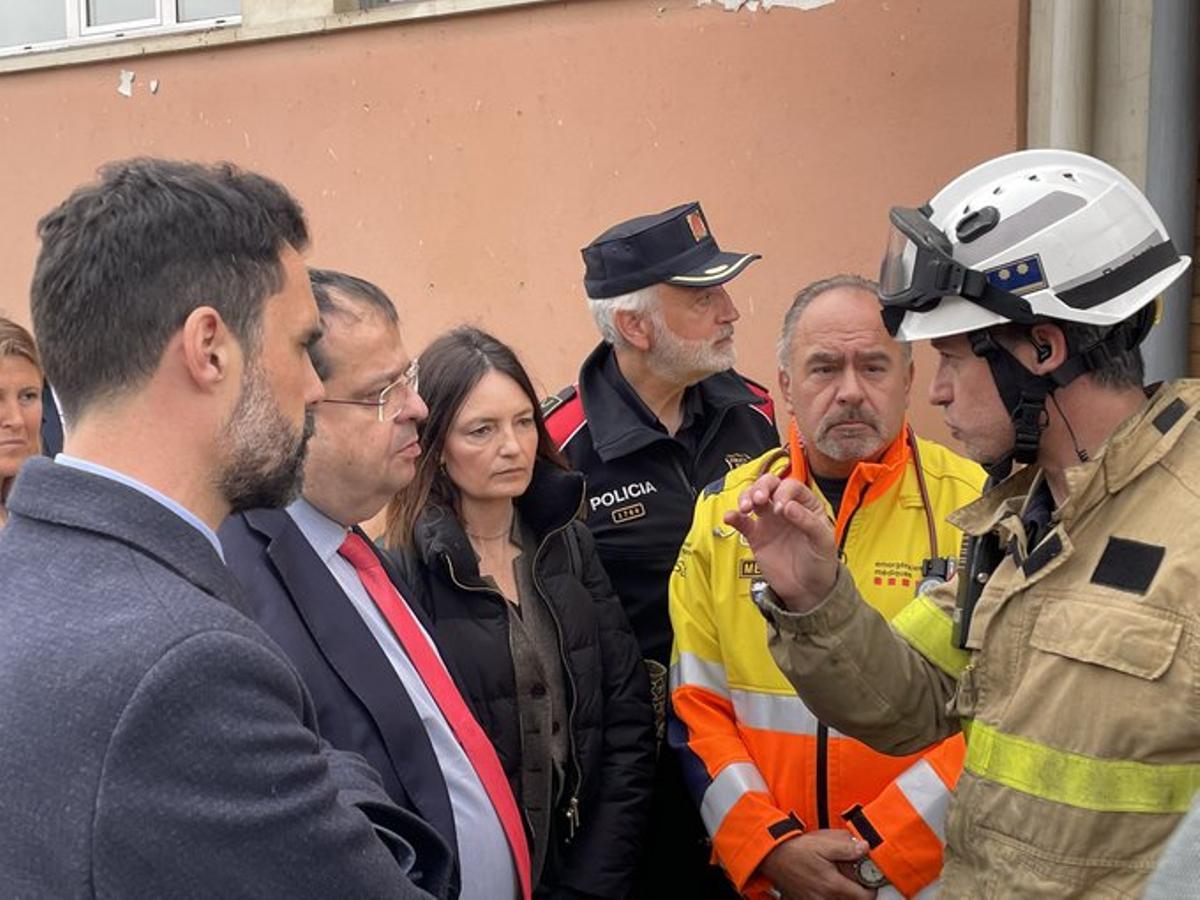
[6,456,244,609]
[412,462,584,578]
[949,380,1200,537]
[785,418,915,539]
[577,341,760,461]
[240,506,415,606]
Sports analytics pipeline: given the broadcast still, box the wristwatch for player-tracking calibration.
[749,578,782,613]
[853,856,889,889]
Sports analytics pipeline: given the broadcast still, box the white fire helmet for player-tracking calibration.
[878,149,1192,342]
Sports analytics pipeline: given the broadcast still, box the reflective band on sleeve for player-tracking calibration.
[873,869,939,898]
[674,654,836,736]
[671,652,730,698]
[891,594,970,678]
[700,762,770,834]
[894,758,950,842]
[730,689,828,737]
[964,719,1200,814]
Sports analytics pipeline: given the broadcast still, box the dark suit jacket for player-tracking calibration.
[40,382,63,458]
[220,507,460,897]
[0,457,449,899]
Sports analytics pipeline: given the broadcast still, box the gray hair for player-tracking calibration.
[587,285,659,347]
[776,274,909,367]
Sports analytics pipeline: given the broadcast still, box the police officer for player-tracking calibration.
[543,202,778,898]
[732,149,1200,897]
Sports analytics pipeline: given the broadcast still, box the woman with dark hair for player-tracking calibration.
[0,316,43,529]
[385,325,654,900]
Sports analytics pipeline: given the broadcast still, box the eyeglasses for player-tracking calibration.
[322,359,420,422]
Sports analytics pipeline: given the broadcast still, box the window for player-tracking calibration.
[0,0,240,57]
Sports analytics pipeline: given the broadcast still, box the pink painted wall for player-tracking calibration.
[0,0,1025,445]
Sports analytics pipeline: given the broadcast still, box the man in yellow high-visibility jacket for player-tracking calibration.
[669,274,984,898]
[733,151,1200,897]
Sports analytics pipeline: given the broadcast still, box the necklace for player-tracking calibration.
[465,525,510,541]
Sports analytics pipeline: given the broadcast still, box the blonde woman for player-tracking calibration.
[0,316,43,528]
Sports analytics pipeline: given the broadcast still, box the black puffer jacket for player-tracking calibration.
[393,463,656,900]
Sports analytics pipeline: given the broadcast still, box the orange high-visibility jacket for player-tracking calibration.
[668,429,984,897]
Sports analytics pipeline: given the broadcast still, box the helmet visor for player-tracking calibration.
[878,207,957,312]
[878,205,1039,337]
[880,223,919,300]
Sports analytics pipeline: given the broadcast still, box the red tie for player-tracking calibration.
[338,533,532,900]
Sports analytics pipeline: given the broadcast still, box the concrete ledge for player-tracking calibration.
[0,0,558,75]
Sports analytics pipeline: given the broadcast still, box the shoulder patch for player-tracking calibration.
[1153,398,1189,435]
[741,375,776,425]
[543,384,587,449]
[540,383,577,418]
[1091,536,1164,594]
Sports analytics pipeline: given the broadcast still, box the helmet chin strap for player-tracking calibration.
[966,305,1155,475]
[968,330,1053,471]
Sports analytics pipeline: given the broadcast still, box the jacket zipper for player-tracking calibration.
[816,722,830,829]
[529,523,584,843]
[669,451,698,501]
[816,482,869,830]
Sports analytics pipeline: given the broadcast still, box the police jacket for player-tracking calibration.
[764,381,1200,897]
[392,462,656,900]
[670,433,983,898]
[543,342,778,665]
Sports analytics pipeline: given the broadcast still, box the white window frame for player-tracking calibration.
[0,0,240,58]
[78,0,164,38]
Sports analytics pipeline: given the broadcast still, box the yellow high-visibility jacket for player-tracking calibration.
[669,426,984,897]
[765,381,1200,897]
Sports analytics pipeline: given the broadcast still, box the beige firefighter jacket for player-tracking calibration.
[761,380,1200,898]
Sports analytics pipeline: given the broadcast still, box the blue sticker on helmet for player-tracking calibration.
[985,255,1047,295]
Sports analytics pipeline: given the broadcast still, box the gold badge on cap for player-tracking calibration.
[687,211,708,242]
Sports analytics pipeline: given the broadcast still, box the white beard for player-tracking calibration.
[646,308,735,384]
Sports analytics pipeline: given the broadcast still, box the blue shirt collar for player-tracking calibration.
[54,454,224,561]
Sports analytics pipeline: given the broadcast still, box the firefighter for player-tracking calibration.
[731,149,1199,896]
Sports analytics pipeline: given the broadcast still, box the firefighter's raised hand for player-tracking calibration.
[724,472,838,612]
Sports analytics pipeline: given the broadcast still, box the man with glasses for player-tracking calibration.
[222,269,521,900]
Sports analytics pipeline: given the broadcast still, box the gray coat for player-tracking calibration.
[0,457,449,899]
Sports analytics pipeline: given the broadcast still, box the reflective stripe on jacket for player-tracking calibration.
[766,381,1200,897]
[669,433,984,897]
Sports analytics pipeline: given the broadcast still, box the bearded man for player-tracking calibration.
[0,159,446,898]
[669,275,982,899]
[542,202,778,898]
